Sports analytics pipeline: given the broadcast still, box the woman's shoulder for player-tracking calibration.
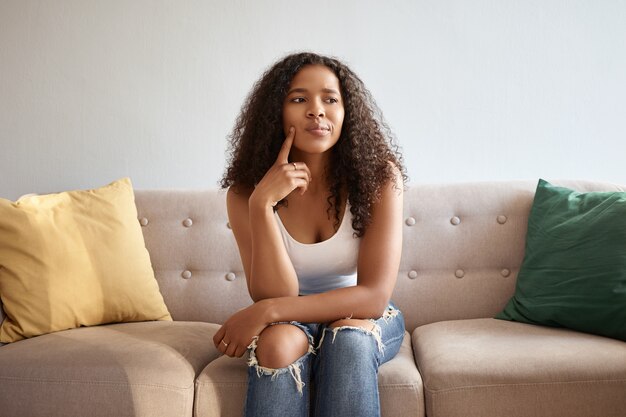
[227,184,254,198]
[226,184,254,211]
[386,160,401,176]
[371,161,404,207]
[385,160,404,189]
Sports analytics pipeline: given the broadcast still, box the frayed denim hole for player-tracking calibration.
[246,335,312,395]
[318,323,385,355]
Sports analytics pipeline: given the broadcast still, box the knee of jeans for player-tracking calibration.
[319,319,385,356]
[253,323,311,369]
[247,323,314,395]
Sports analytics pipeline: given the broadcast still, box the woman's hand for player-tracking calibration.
[249,127,312,208]
[213,301,272,358]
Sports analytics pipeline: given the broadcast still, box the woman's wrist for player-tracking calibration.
[248,192,275,212]
[256,298,280,324]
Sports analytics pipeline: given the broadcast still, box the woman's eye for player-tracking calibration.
[291,97,305,103]
[326,98,339,104]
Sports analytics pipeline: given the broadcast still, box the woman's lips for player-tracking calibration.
[304,125,331,137]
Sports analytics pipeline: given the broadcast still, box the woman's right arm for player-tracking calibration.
[226,127,311,302]
[227,186,298,301]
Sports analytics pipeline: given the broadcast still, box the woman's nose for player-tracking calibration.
[307,104,325,118]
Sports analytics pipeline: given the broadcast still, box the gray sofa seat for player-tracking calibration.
[0,321,220,417]
[413,318,626,417]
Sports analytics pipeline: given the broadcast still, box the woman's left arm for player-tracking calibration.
[214,165,403,356]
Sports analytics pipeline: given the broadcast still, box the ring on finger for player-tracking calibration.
[292,162,297,171]
[221,340,229,347]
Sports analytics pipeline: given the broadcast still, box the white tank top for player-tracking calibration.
[274,202,361,295]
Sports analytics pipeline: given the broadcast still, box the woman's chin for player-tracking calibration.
[292,143,335,155]
[293,137,340,155]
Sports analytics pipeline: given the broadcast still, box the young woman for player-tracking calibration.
[216,52,407,417]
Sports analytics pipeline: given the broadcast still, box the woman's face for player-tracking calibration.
[282,65,344,155]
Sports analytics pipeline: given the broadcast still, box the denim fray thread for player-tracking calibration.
[246,335,314,395]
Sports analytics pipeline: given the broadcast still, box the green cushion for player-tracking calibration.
[496,179,626,341]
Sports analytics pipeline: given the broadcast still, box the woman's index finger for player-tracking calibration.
[276,127,295,163]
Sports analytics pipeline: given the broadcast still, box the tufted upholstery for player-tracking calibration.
[134,189,251,326]
[133,179,625,332]
[1,179,625,417]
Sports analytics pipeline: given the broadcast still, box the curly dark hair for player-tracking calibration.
[220,52,408,237]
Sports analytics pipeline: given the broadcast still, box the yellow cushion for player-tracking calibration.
[0,178,172,343]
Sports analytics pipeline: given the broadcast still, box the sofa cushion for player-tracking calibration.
[194,331,424,417]
[0,320,220,417]
[412,318,626,417]
[0,178,172,343]
[496,179,626,341]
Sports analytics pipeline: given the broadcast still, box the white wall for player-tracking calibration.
[1,0,625,200]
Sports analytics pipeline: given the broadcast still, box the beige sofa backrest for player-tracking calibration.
[133,179,626,332]
[133,189,248,327]
[393,179,624,331]
[135,179,626,332]
[2,180,623,339]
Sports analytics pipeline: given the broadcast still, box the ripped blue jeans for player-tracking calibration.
[243,302,405,417]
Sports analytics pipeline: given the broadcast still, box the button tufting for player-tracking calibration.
[408,270,418,279]
[226,222,231,229]
[139,217,149,227]
[183,218,193,227]
[225,272,236,281]
[182,270,192,279]
[497,215,507,224]
[455,269,465,278]
[501,268,511,277]
[405,217,416,226]
[450,216,461,225]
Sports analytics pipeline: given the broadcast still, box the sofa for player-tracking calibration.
[1,179,625,417]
